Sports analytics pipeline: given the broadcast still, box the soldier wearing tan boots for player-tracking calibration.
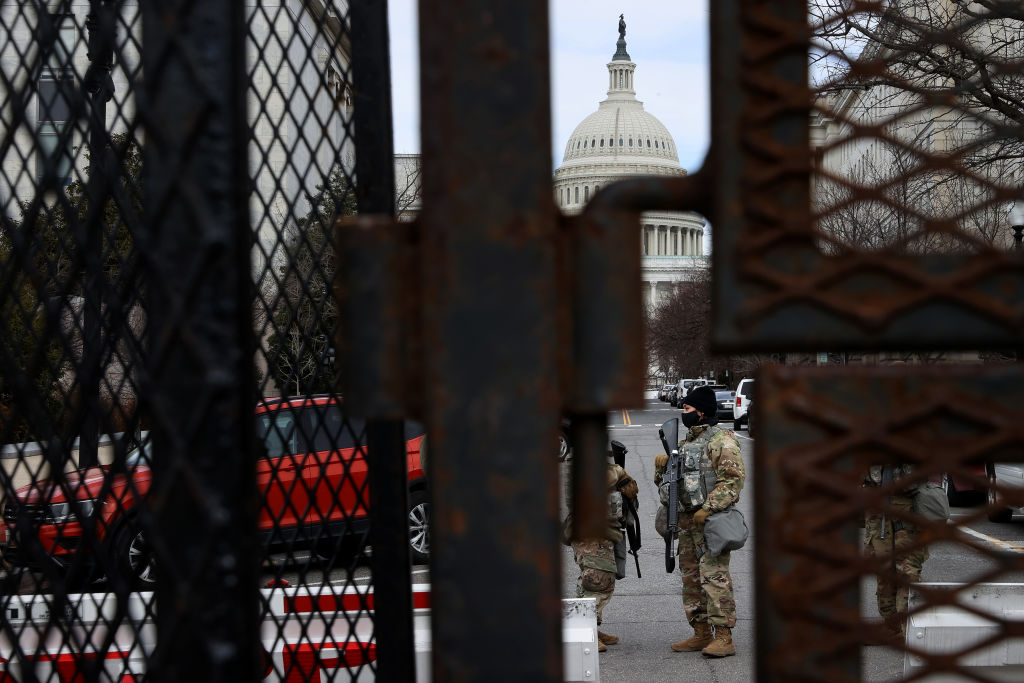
[563,460,639,652]
[654,386,745,658]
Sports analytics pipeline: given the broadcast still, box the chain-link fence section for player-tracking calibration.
[0,1,412,680]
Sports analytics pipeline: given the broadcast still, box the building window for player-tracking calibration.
[591,138,595,148]
[600,138,604,147]
[37,22,76,186]
[575,186,579,203]
[628,138,633,146]
[583,139,587,148]
[647,139,651,147]
[619,138,623,146]
[584,186,589,201]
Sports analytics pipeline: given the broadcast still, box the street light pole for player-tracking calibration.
[1008,199,1024,252]
[79,1,115,468]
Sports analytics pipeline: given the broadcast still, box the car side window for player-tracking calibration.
[302,405,364,452]
[259,411,299,459]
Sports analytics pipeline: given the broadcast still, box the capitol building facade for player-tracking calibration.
[554,25,706,308]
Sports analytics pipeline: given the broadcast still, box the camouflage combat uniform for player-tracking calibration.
[864,465,929,633]
[570,464,629,624]
[655,424,745,629]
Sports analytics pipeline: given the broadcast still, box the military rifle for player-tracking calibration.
[610,440,642,578]
[659,418,681,573]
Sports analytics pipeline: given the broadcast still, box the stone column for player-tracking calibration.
[649,280,658,307]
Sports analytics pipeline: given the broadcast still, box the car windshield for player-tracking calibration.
[740,382,754,398]
[715,391,733,400]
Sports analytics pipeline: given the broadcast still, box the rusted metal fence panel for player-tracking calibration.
[756,365,1024,681]
[712,0,1024,352]
[705,1,1024,681]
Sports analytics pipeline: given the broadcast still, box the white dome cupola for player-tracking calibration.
[607,15,636,98]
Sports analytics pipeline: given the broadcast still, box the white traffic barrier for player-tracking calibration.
[904,582,1024,681]
[0,584,598,682]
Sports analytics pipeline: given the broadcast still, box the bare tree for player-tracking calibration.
[811,0,1024,249]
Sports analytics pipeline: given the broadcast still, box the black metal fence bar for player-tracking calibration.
[417,0,563,678]
[349,1,416,678]
[141,0,261,679]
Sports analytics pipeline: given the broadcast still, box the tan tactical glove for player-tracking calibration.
[654,453,668,468]
[692,507,710,528]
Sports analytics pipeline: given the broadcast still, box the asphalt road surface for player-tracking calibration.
[574,398,1024,683]
[265,397,1024,681]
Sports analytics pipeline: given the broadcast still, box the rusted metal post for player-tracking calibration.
[417,1,563,678]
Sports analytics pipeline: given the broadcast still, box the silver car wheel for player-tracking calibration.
[127,530,156,584]
[409,501,430,555]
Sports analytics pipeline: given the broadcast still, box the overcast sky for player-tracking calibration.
[387,1,711,173]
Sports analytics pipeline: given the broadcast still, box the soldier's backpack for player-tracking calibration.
[911,482,950,522]
[703,507,749,557]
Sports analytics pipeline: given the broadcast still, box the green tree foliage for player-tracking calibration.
[264,168,357,396]
[0,133,143,443]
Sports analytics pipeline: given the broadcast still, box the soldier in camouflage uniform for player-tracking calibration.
[654,386,745,658]
[565,461,639,653]
[864,464,929,644]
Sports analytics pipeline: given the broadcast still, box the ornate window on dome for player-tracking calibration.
[575,186,579,203]
[584,186,589,201]
[619,137,623,146]
[591,138,595,148]
[628,138,633,146]
[576,140,581,149]
[647,139,651,148]
[583,139,587,148]
[600,139,604,147]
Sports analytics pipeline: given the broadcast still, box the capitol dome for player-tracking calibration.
[553,19,706,306]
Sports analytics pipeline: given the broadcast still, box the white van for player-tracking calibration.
[733,378,754,430]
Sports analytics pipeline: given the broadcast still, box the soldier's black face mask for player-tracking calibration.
[681,410,701,429]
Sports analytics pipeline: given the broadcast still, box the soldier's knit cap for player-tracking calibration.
[682,386,718,417]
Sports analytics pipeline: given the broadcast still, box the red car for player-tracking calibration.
[0,396,429,587]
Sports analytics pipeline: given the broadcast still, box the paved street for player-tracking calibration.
[571,399,1024,683]
[566,399,756,682]
[236,398,1024,681]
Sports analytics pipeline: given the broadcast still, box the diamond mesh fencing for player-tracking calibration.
[0,2,412,680]
[710,1,1024,680]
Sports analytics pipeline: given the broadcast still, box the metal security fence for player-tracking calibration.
[2,0,1024,682]
[0,0,412,680]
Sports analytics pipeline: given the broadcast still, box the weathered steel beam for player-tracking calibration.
[417,1,564,678]
[350,1,418,679]
[141,1,261,679]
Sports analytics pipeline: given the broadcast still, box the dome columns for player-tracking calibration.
[606,60,636,98]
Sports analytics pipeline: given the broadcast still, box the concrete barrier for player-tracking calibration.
[0,585,599,682]
[904,582,1024,681]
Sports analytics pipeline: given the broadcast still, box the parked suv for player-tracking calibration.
[0,396,430,587]
[733,378,754,430]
